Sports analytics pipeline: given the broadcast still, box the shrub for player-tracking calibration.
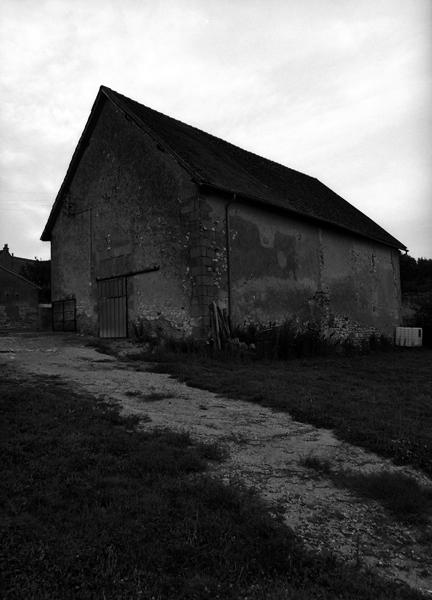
[338,470,432,524]
[254,318,340,359]
[300,454,332,474]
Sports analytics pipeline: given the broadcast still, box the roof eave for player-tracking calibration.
[198,182,407,251]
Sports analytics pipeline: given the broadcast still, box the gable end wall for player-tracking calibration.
[50,98,202,336]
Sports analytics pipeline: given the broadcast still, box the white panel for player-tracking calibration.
[395,327,423,347]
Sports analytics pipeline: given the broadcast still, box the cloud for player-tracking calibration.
[0,0,431,259]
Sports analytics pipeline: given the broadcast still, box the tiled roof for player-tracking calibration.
[103,87,404,249]
[42,86,406,249]
[0,264,41,288]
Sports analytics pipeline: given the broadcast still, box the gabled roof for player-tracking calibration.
[41,85,406,250]
[0,264,41,289]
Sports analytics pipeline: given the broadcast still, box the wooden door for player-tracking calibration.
[98,277,127,338]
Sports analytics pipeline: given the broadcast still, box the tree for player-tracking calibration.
[400,254,432,293]
[399,253,432,346]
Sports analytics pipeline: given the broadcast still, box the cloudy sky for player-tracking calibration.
[1,0,431,260]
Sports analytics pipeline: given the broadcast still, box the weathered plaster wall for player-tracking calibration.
[0,270,39,329]
[198,197,401,337]
[229,204,320,325]
[51,98,198,336]
[320,228,401,335]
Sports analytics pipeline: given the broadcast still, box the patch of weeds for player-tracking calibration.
[121,350,149,361]
[124,390,176,402]
[140,414,152,423]
[337,470,432,524]
[86,339,117,357]
[124,389,141,397]
[300,451,432,524]
[328,508,347,521]
[141,391,176,402]
[418,529,432,546]
[93,358,114,364]
[194,440,230,462]
[164,335,203,355]
[300,453,332,475]
[227,432,250,445]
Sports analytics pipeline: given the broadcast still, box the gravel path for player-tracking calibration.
[1,332,431,595]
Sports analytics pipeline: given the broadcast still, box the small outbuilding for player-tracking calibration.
[0,264,40,331]
[41,86,406,340]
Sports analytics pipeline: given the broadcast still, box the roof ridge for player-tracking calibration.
[101,85,313,182]
[101,86,206,183]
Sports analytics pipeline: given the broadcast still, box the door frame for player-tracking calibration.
[97,276,128,338]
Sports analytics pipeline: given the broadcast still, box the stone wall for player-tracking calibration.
[50,98,198,336]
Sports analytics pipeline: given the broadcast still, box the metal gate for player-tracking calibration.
[52,299,76,332]
[98,276,127,338]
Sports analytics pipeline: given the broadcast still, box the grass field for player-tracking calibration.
[150,348,432,477]
[0,367,425,599]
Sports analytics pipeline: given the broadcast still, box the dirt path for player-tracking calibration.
[1,332,431,595]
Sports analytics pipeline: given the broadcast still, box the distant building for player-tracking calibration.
[41,86,405,340]
[0,243,37,274]
[0,264,40,330]
[0,244,51,331]
[0,244,51,303]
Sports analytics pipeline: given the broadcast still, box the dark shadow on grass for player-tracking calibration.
[1,367,425,599]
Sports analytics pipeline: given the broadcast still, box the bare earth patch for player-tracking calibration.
[1,332,431,595]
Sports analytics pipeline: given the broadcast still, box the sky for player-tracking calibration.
[1,0,431,260]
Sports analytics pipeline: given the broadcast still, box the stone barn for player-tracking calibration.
[41,85,406,340]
